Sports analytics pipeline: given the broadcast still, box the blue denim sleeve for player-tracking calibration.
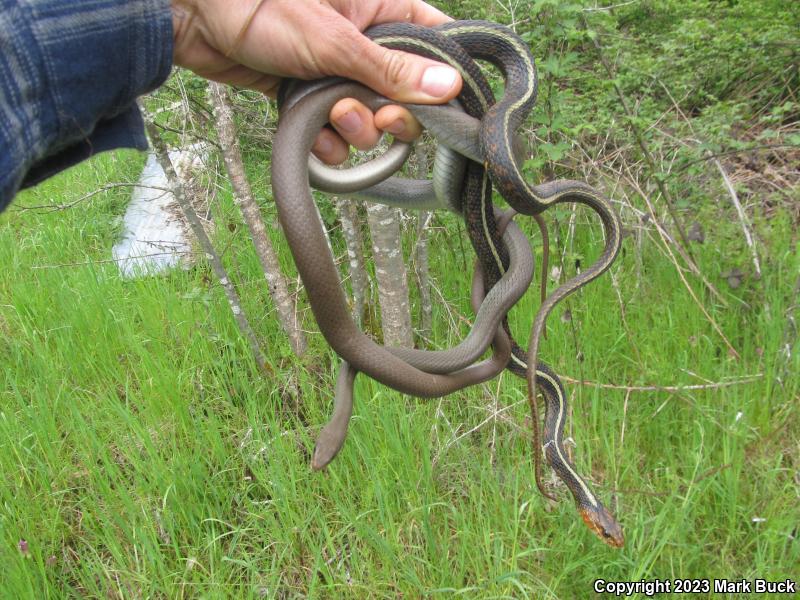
[0,0,174,211]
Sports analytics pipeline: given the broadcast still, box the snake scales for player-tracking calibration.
[271,21,624,547]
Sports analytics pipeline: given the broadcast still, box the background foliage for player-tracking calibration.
[1,0,798,597]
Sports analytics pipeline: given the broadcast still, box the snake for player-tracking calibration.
[271,21,624,547]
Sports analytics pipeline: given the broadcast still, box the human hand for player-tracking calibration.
[171,0,462,164]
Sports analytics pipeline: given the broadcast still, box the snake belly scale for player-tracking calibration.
[271,21,624,548]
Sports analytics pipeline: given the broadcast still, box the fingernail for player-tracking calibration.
[335,110,362,134]
[313,135,333,156]
[384,118,405,135]
[421,66,458,98]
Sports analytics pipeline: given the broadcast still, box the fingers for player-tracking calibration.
[312,100,423,165]
[328,100,422,146]
[312,98,382,166]
[329,98,382,151]
[311,128,349,165]
[373,105,423,142]
[177,0,462,103]
[308,3,459,163]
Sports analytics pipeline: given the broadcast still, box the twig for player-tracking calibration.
[149,121,221,150]
[31,251,194,269]
[490,374,502,467]
[579,61,728,307]
[12,183,169,213]
[558,373,762,393]
[691,463,732,486]
[208,82,307,357]
[617,166,729,301]
[609,269,644,367]
[712,156,762,278]
[437,378,519,457]
[140,102,271,376]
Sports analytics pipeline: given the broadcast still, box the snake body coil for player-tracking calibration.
[272,21,624,548]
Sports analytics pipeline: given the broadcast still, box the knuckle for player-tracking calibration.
[380,50,412,91]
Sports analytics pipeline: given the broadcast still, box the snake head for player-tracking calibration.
[311,425,345,471]
[579,504,625,548]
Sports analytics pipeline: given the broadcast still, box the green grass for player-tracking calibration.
[1,149,798,598]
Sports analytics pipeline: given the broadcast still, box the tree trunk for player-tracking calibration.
[207,83,307,358]
[365,202,413,347]
[335,196,369,328]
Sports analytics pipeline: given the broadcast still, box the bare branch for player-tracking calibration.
[31,251,194,270]
[208,82,307,357]
[559,374,761,393]
[712,156,762,278]
[13,183,170,213]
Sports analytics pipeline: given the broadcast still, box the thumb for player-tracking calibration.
[343,39,462,104]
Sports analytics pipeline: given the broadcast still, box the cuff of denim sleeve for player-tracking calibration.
[21,107,150,190]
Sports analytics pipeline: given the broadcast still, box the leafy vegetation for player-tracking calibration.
[1,0,798,597]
